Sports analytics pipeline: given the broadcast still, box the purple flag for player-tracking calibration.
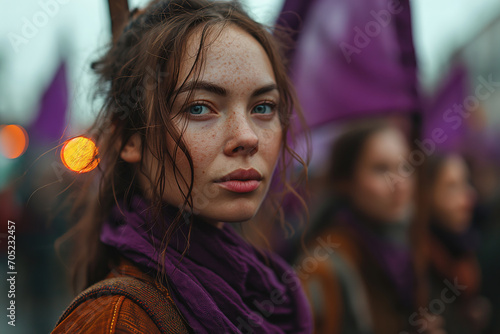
[284,0,419,129]
[422,63,468,152]
[28,62,69,143]
[276,0,319,60]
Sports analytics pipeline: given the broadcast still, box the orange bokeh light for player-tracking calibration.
[0,124,29,159]
[61,136,99,173]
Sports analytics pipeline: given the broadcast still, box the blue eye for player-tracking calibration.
[188,104,210,115]
[252,104,273,114]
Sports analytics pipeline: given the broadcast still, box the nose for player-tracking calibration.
[391,171,413,197]
[223,112,259,156]
[464,184,477,208]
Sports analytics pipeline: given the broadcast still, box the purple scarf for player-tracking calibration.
[100,196,313,333]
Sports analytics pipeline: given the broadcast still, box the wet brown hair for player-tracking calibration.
[58,0,309,293]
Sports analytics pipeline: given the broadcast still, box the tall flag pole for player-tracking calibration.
[108,0,130,44]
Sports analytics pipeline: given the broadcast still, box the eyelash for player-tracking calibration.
[185,101,213,116]
[183,101,278,117]
[253,101,278,115]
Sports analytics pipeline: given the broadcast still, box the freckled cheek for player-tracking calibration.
[259,127,282,165]
[183,131,220,178]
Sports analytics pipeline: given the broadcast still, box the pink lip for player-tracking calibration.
[215,168,262,193]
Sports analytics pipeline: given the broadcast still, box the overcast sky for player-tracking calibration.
[1,0,500,129]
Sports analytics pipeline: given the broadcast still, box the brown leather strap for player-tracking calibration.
[56,276,189,333]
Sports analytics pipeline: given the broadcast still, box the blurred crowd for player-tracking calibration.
[256,0,500,333]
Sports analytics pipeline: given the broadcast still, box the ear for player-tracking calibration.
[120,133,142,163]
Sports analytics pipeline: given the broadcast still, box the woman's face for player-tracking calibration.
[431,155,475,234]
[346,128,414,223]
[138,25,282,225]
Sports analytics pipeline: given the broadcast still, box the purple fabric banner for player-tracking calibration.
[276,0,318,60]
[29,62,69,143]
[281,0,419,129]
[422,63,468,152]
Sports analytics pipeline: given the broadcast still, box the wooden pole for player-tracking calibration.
[108,0,130,44]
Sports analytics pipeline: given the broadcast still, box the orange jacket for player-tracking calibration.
[52,258,190,333]
[300,225,415,334]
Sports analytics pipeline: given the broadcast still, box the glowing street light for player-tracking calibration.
[61,136,99,173]
[0,125,29,159]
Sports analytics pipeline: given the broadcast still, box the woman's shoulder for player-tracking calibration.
[52,258,189,333]
[52,293,162,333]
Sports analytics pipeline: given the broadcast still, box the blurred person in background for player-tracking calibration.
[424,154,491,334]
[297,121,444,334]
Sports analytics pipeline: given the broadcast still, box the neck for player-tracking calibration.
[212,221,225,229]
[204,220,224,229]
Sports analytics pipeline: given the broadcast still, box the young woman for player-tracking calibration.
[424,154,491,334]
[51,0,312,333]
[297,122,443,334]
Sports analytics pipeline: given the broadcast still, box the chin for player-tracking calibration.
[197,200,261,223]
[451,219,471,234]
[382,212,405,224]
[199,211,255,224]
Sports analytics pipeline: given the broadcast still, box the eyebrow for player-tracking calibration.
[175,81,278,98]
[251,83,278,98]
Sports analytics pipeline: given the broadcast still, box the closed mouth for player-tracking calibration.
[215,168,263,183]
